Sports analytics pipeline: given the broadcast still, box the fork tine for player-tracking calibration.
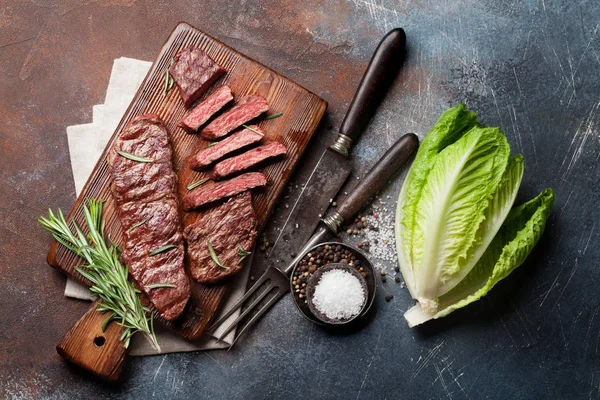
[227,289,287,350]
[208,272,272,331]
[215,284,276,342]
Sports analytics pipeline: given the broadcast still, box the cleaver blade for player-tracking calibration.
[266,147,352,267]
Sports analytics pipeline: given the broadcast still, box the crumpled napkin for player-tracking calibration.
[65,57,249,355]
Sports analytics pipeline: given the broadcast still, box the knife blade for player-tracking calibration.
[264,27,407,267]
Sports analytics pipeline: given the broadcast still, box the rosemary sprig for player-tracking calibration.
[164,58,175,95]
[187,178,209,191]
[264,112,283,120]
[237,244,251,265]
[149,244,177,256]
[38,200,159,350]
[147,283,176,289]
[118,150,154,163]
[241,125,264,136]
[207,241,229,269]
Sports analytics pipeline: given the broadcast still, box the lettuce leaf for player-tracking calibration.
[397,104,479,298]
[412,126,510,306]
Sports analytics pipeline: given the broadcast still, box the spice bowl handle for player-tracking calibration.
[56,301,127,382]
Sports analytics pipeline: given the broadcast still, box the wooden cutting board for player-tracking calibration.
[47,22,327,341]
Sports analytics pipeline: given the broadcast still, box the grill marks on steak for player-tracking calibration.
[184,192,257,283]
[212,141,287,179]
[170,48,226,108]
[179,86,233,133]
[189,126,264,170]
[109,114,190,321]
[182,172,267,211]
[200,95,268,140]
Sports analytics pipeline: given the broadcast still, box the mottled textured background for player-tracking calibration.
[1,0,599,398]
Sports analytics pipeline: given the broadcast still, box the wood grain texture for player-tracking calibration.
[46,22,327,341]
[56,302,127,383]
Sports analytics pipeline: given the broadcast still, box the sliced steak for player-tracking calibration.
[212,141,287,179]
[108,114,190,321]
[200,95,268,140]
[189,126,264,170]
[182,172,267,211]
[170,47,226,107]
[184,192,257,283]
[179,86,233,133]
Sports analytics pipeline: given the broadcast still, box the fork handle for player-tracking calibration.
[327,133,418,230]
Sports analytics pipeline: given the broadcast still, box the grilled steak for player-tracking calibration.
[184,192,257,283]
[108,114,190,321]
[189,126,264,170]
[212,141,287,179]
[170,47,226,108]
[179,86,233,133]
[182,172,267,211]
[200,95,268,140]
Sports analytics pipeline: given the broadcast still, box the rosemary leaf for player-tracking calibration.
[149,244,177,256]
[207,241,229,269]
[164,66,169,95]
[117,151,154,163]
[187,178,209,191]
[101,314,115,332]
[264,112,283,120]
[164,58,175,95]
[147,283,176,289]
[242,124,264,135]
[127,220,147,233]
[237,244,251,265]
[237,243,251,255]
[206,142,217,148]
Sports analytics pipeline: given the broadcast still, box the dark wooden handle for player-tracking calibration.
[336,133,418,223]
[56,302,127,382]
[338,28,406,142]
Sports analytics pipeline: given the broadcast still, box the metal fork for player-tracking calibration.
[207,262,292,348]
[207,133,418,348]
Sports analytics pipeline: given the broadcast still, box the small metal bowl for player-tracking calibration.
[289,241,377,328]
[306,263,368,324]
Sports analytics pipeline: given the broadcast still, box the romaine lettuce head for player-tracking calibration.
[395,105,554,326]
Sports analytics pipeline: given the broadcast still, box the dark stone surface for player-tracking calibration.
[1,0,598,398]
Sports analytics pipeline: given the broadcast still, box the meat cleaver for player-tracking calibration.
[263,27,407,268]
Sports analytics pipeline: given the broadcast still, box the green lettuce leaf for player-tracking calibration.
[397,104,479,297]
[443,154,525,295]
[411,127,510,304]
[404,188,554,327]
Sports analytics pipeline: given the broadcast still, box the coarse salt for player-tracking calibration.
[312,269,365,320]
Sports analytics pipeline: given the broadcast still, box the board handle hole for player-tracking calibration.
[94,336,106,347]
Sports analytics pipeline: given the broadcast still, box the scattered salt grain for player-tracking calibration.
[312,269,365,320]
[363,204,397,266]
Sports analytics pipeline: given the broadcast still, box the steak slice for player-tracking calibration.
[200,95,269,140]
[189,126,264,170]
[170,47,226,108]
[212,141,287,179]
[108,114,190,321]
[184,192,257,283]
[179,86,233,133]
[182,172,267,211]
